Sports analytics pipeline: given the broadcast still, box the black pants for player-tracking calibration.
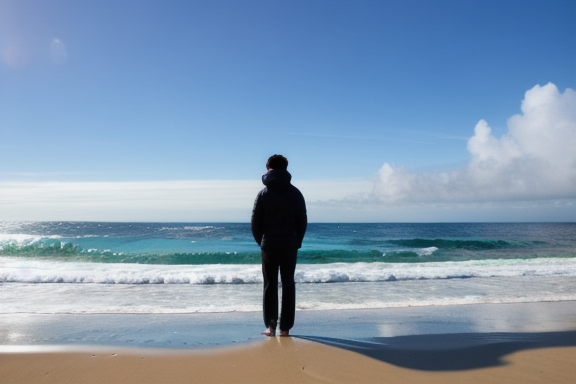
[261,248,297,332]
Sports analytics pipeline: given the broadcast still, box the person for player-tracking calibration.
[251,154,307,337]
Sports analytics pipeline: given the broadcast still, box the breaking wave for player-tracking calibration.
[1,256,575,285]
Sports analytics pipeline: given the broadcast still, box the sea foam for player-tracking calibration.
[2,256,575,285]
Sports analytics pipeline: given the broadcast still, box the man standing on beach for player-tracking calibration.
[251,154,307,337]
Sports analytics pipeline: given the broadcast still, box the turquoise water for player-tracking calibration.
[1,222,575,313]
[1,222,574,264]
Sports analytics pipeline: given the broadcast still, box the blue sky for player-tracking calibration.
[1,0,575,222]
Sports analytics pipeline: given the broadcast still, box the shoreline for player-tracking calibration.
[2,301,576,349]
[2,302,576,383]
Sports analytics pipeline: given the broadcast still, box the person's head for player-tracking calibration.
[266,154,288,170]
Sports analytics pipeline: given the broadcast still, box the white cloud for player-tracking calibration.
[371,83,576,205]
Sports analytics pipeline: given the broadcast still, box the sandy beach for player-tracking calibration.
[2,301,576,383]
[2,336,575,384]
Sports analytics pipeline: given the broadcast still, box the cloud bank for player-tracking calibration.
[0,178,372,222]
[0,180,261,222]
[372,83,576,205]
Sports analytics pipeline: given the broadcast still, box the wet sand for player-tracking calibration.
[1,302,576,383]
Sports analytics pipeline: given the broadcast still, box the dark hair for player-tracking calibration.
[266,154,288,170]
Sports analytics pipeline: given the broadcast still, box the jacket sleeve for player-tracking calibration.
[294,191,307,248]
[251,192,265,246]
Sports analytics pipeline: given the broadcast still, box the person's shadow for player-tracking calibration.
[295,330,576,371]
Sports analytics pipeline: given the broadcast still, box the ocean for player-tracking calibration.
[1,222,575,315]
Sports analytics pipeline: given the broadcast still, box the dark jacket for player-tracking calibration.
[251,169,307,250]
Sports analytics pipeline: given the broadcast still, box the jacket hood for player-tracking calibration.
[262,169,292,192]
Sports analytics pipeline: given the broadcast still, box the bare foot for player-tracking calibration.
[279,330,290,337]
[262,327,276,336]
